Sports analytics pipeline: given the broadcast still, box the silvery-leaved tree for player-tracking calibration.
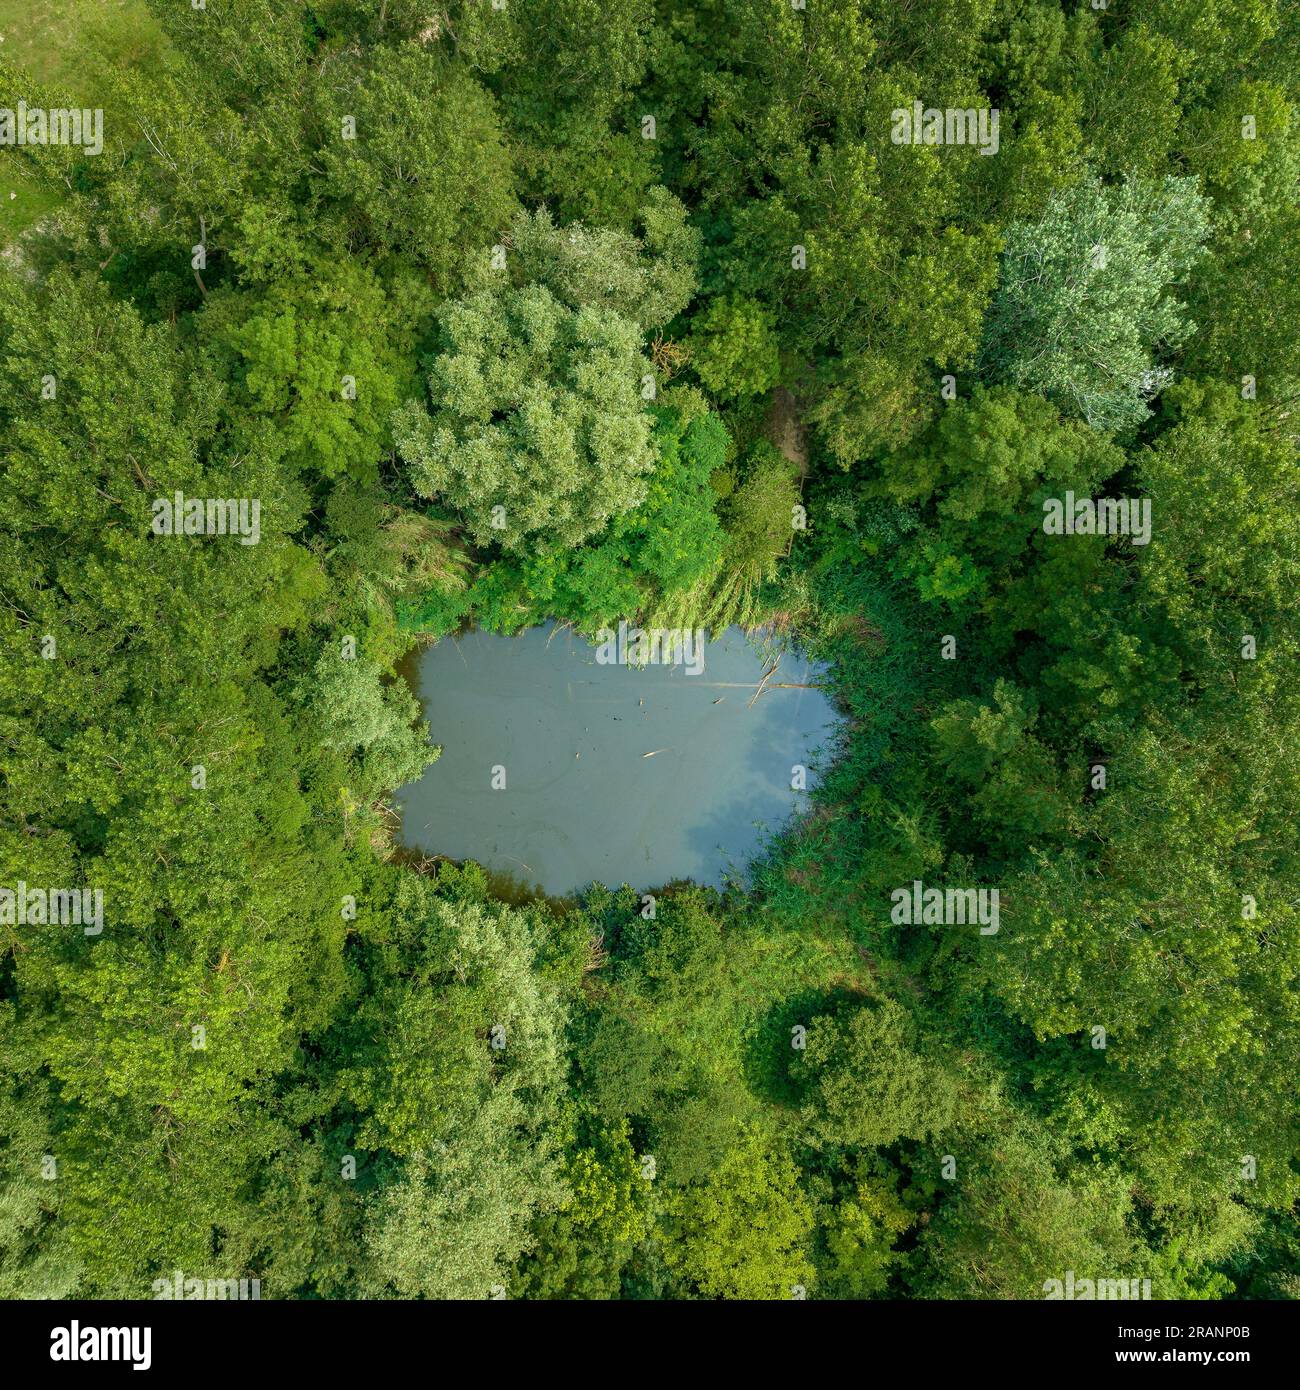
[393,194,698,555]
[980,175,1211,435]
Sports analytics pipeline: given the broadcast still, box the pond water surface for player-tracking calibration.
[394,623,840,897]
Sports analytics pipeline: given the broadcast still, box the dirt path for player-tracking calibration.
[765,385,809,477]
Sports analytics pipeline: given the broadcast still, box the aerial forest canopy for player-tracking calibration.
[0,0,1298,1303]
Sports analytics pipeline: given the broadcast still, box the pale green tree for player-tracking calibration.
[981,175,1211,433]
[392,194,697,553]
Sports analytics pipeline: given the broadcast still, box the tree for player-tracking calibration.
[394,284,654,552]
[627,410,728,594]
[314,47,517,290]
[339,882,577,1298]
[393,200,697,553]
[816,1172,911,1300]
[980,175,1211,434]
[930,680,1070,852]
[651,441,800,631]
[485,0,659,226]
[1135,381,1300,675]
[209,259,432,482]
[0,271,352,1293]
[505,192,698,333]
[304,648,435,798]
[916,1111,1140,1299]
[361,1104,562,1300]
[0,1081,82,1298]
[662,1129,814,1300]
[795,1001,958,1150]
[687,294,781,400]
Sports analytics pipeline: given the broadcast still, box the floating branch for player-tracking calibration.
[749,656,783,709]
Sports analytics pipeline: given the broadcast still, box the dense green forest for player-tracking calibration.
[1,0,1298,1301]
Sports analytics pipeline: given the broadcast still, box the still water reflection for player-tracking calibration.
[394,623,840,896]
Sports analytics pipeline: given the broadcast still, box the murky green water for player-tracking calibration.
[394,623,840,897]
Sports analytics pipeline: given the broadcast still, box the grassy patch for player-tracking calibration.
[0,157,61,243]
[0,0,162,95]
[0,0,165,246]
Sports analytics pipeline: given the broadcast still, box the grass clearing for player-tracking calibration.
[0,0,165,246]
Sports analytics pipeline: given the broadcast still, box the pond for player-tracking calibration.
[394,623,841,897]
